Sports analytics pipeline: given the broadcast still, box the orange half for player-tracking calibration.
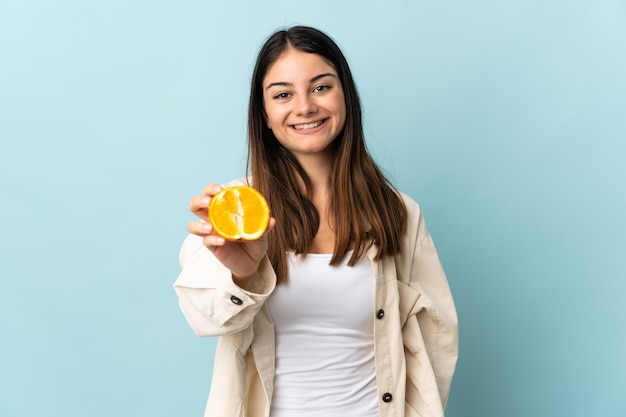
[208,186,270,241]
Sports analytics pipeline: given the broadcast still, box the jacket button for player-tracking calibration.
[230,295,243,305]
[382,393,392,402]
[376,309,385,319]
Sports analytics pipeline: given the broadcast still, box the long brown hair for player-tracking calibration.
[247,26,407,283]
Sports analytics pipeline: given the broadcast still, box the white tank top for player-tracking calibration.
[267,252,380,417]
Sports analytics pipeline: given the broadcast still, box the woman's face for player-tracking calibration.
[262,48,346,163]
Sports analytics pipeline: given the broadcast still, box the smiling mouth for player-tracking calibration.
[292,119,326,130]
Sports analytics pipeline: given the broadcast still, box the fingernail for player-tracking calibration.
[200,197,210,206]
[202,224,212,232]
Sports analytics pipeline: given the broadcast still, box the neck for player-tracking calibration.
[295,152,332,197]
[294,152,335,254]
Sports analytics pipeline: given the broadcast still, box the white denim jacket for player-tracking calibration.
[174,190,458,417]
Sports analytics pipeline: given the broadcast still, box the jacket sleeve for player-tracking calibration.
[173,233,276,337]
[398,195,459,415]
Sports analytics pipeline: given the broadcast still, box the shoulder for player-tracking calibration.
[397,191,429,242]
[398,191,423,222]
[398,191,419,211]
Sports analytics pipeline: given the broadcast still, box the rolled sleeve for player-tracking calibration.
[174,234,276,336]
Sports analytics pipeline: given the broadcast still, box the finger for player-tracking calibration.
[189,183,223,217]
[187,220,213,236]
[259,217,277,239]
[189,195,211,219]
[202,183,223,197]
[267,217,277,232]
[203,234,226,249]
[247,217,275,246]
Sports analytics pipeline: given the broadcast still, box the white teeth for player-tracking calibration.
[293,120,324,130]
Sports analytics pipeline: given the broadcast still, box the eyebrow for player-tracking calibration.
[264,72,337,91]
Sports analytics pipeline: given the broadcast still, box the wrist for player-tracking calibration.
[232,272,256,290]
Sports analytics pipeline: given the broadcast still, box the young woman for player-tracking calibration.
[174,26,458,417]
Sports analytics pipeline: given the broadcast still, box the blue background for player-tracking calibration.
[1,1,625,416]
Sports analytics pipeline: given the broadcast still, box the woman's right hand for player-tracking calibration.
[187,183,275,284]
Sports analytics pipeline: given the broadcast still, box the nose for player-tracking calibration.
[295,94,317,116]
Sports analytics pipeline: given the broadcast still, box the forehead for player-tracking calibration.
[263,49,337,85]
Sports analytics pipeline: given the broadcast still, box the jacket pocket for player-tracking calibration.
[397,280,421,328]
